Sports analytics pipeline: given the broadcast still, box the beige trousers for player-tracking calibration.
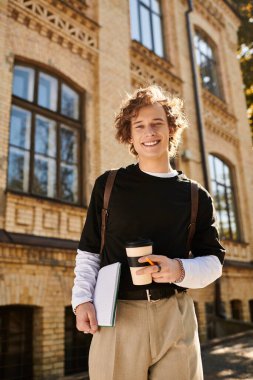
[89,292,203,380]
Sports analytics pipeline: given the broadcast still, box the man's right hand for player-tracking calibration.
[75,302,98,334]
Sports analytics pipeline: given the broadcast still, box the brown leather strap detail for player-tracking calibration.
[185,181,199,258]
[100,170,118,254]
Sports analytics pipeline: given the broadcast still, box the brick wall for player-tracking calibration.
[0,0,252,378]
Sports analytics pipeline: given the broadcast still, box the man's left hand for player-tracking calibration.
[137,255,182,283]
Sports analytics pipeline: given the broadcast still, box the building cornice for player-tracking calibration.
[0,229,78,250]
[8,0,99,62]
[181,0,240,28]
[222,0,241,20]
[222,239,251,262]
[130,40,183,94]
[202,89,239,147]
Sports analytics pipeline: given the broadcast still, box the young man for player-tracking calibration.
[72,86,225,380]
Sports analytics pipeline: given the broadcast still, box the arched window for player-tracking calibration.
[194,31,222,98]
[129,0,164,57]
[7,63,83,204]
[209,154,239,241]
[0,305,34,380]
[230,299,243,321]
[64,306,92,375]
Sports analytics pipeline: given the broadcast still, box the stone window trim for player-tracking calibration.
[194,27,224,101]
[7,60,85,206]
[208,154,241,243]
[129,0,166,59]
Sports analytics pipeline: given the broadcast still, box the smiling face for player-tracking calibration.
[130,103,173,167]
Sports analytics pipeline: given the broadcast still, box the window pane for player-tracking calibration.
[223,164,231,186]
[130,0,140,40]
[151,0,160,13]
[152,13,164,57]
[194,36,202,65]
[60,164,78,203]
[199,38,208,56]
[35,115,56,158]
[8,147,30,192]
[140,5,152,50]
[208,155,215,180]
[60,126,78,164]
[206,44,214,59]
[217,184,226,212]
[209,154,239,241]
[12,65,34,101]
[210,61,220,96]
[214,156,224,184]
[195,33,221,98]
[10,106,31,149]
[38,72,58,111]
[61,84,79,120]
[227,187,237,239]
[202,62,211,84]
[33,155,56,197]
[141,0,150,6]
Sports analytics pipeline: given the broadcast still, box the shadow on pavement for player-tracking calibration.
[202,331,253,379]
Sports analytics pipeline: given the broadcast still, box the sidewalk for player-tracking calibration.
[202,331,253,380]
[64,330,253,380]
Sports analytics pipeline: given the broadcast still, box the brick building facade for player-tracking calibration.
[0,0,252,379]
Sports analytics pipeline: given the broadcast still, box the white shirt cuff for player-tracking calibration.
[174,255,222,289]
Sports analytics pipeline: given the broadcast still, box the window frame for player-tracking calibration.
[194,29,223,100]
[7,61,84,206]
[208,154,241,242]
[130,0,165,58]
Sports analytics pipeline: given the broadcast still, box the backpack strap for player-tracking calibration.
[100,170,118,254]
[185,181,199,257]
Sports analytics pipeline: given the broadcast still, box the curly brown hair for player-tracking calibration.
[115,85,188,157]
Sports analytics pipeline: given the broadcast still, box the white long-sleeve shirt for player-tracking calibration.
[72,249,222,311]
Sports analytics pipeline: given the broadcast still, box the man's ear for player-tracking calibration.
[129,137,133,143]
[169,127,175,137]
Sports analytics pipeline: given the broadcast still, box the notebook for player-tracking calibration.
[93,262,121,327]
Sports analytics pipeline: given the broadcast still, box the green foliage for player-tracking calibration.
[230,0,253,139]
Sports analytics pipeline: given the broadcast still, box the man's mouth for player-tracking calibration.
[142,140,160,147]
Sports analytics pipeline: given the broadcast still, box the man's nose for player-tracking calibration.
[145,124,156,135]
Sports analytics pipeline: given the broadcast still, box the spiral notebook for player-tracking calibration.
[93,262,121,327]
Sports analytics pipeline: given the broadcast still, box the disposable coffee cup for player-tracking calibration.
[125,239,153,285]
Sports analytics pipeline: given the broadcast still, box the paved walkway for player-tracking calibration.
[202,331,253,380]
[65,331,253,380]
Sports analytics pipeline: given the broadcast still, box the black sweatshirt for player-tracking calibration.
[78,164,225,293]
